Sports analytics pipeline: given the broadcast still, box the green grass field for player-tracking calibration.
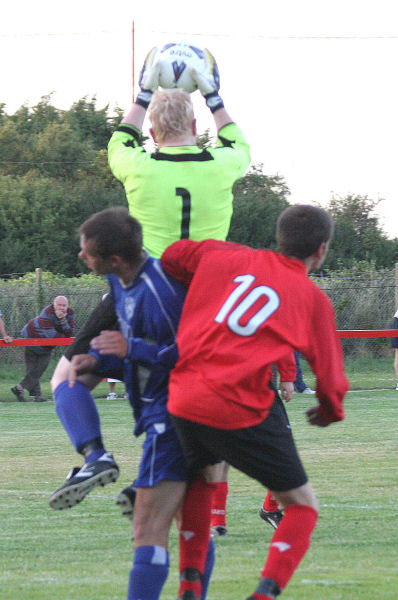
[1,360,398,599]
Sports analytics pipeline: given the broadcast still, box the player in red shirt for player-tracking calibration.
[161,204,349,600]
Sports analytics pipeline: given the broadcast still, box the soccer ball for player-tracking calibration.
[156,42,205,93]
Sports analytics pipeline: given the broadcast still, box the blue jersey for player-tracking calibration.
[92,254,186,437]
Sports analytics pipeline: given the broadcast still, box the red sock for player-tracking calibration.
[261,504,318,590]
[211,481,228,527]
[263,491,279,512]
[179,478,215,574]
[178,574,202,600]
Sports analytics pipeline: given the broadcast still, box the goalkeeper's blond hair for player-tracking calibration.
[149,89,194,144]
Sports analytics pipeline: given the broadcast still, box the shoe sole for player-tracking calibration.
[11,388,26,402]
[211,527,228,538]
[263,517,279,530]
[116,490,135,520]
[259,509,281,530]
[49,466,119,510]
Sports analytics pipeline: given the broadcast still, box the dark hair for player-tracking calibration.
[79,207,143,264]
[276,204,334,259]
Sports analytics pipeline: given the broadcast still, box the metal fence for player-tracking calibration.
[1,267,398,364]
[0,283,107,365]
[314,269,397,357]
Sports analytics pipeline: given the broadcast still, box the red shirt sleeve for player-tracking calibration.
[303,292,349,423]
[276,352,297,382]
[161,239,244,287]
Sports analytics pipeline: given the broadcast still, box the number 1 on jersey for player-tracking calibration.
[176,188,191,239]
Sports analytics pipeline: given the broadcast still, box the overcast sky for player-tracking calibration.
[2,0,398,237]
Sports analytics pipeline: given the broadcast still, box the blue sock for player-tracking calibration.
[201,538,215,600]
[127,545,169,600]
[54,381,104,457]
[84,448,106,463]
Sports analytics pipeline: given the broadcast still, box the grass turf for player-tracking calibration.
[1,389,398,599]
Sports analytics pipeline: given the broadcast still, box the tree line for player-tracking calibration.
[0,95,397,276]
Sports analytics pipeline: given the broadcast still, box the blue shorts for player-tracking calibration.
[135,420,188,488]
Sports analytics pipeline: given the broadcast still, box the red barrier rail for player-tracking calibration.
[1,331,398,348]
[337,330,398,338]
[0,338,75,347]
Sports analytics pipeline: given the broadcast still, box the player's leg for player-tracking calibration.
[221,398,317,600]
[177,474,217,600]
[116,480,138,520]
[107,378,119,400]
[49,295,120,509]
[246,483,318,600]
[210,461,229,537]
[31,352,53,401]
[51,354,105,462]
[17,348,44,398]
[49,370,120,510]
[116,470,218,596]
[50,381,119,509]
[293,351,306,393]
[259,389,294,530]
[293,352,314,394]
[170,416,223,600]
[259,491,284,530]
[129,480,186,600]
[127,423,188,600]
[19,349,52,401]
[173,396,318,600]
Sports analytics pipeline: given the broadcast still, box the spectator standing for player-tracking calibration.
[106,377,123,400]
[11,296,74,402]
[101,294,125,400]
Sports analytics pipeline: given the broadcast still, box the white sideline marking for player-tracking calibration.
[301,579,358,586]
[346,388,397,393]
[321,502,398,510]
[0,489,113,499]
[2,489,397,511]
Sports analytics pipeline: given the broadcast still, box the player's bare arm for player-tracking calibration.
[0,316,13,342]
[394,348,398,378]
[121,103,147,131]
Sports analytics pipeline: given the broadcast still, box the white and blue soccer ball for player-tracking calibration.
[155,42,206,93]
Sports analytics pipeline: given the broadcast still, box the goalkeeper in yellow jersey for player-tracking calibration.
[108,63,250,257]
[50,48,250,600]
[52,49,250,379]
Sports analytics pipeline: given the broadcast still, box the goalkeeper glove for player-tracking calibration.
[135,48,160,109]
[191,49,224,113]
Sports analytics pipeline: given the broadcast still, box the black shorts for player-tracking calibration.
[64,294,118,360]
[170,394,308,492]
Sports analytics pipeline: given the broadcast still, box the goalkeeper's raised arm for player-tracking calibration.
[118,46,235,138]
[107,48,250,259]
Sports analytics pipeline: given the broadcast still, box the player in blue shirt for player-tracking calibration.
[51,207,214,600]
